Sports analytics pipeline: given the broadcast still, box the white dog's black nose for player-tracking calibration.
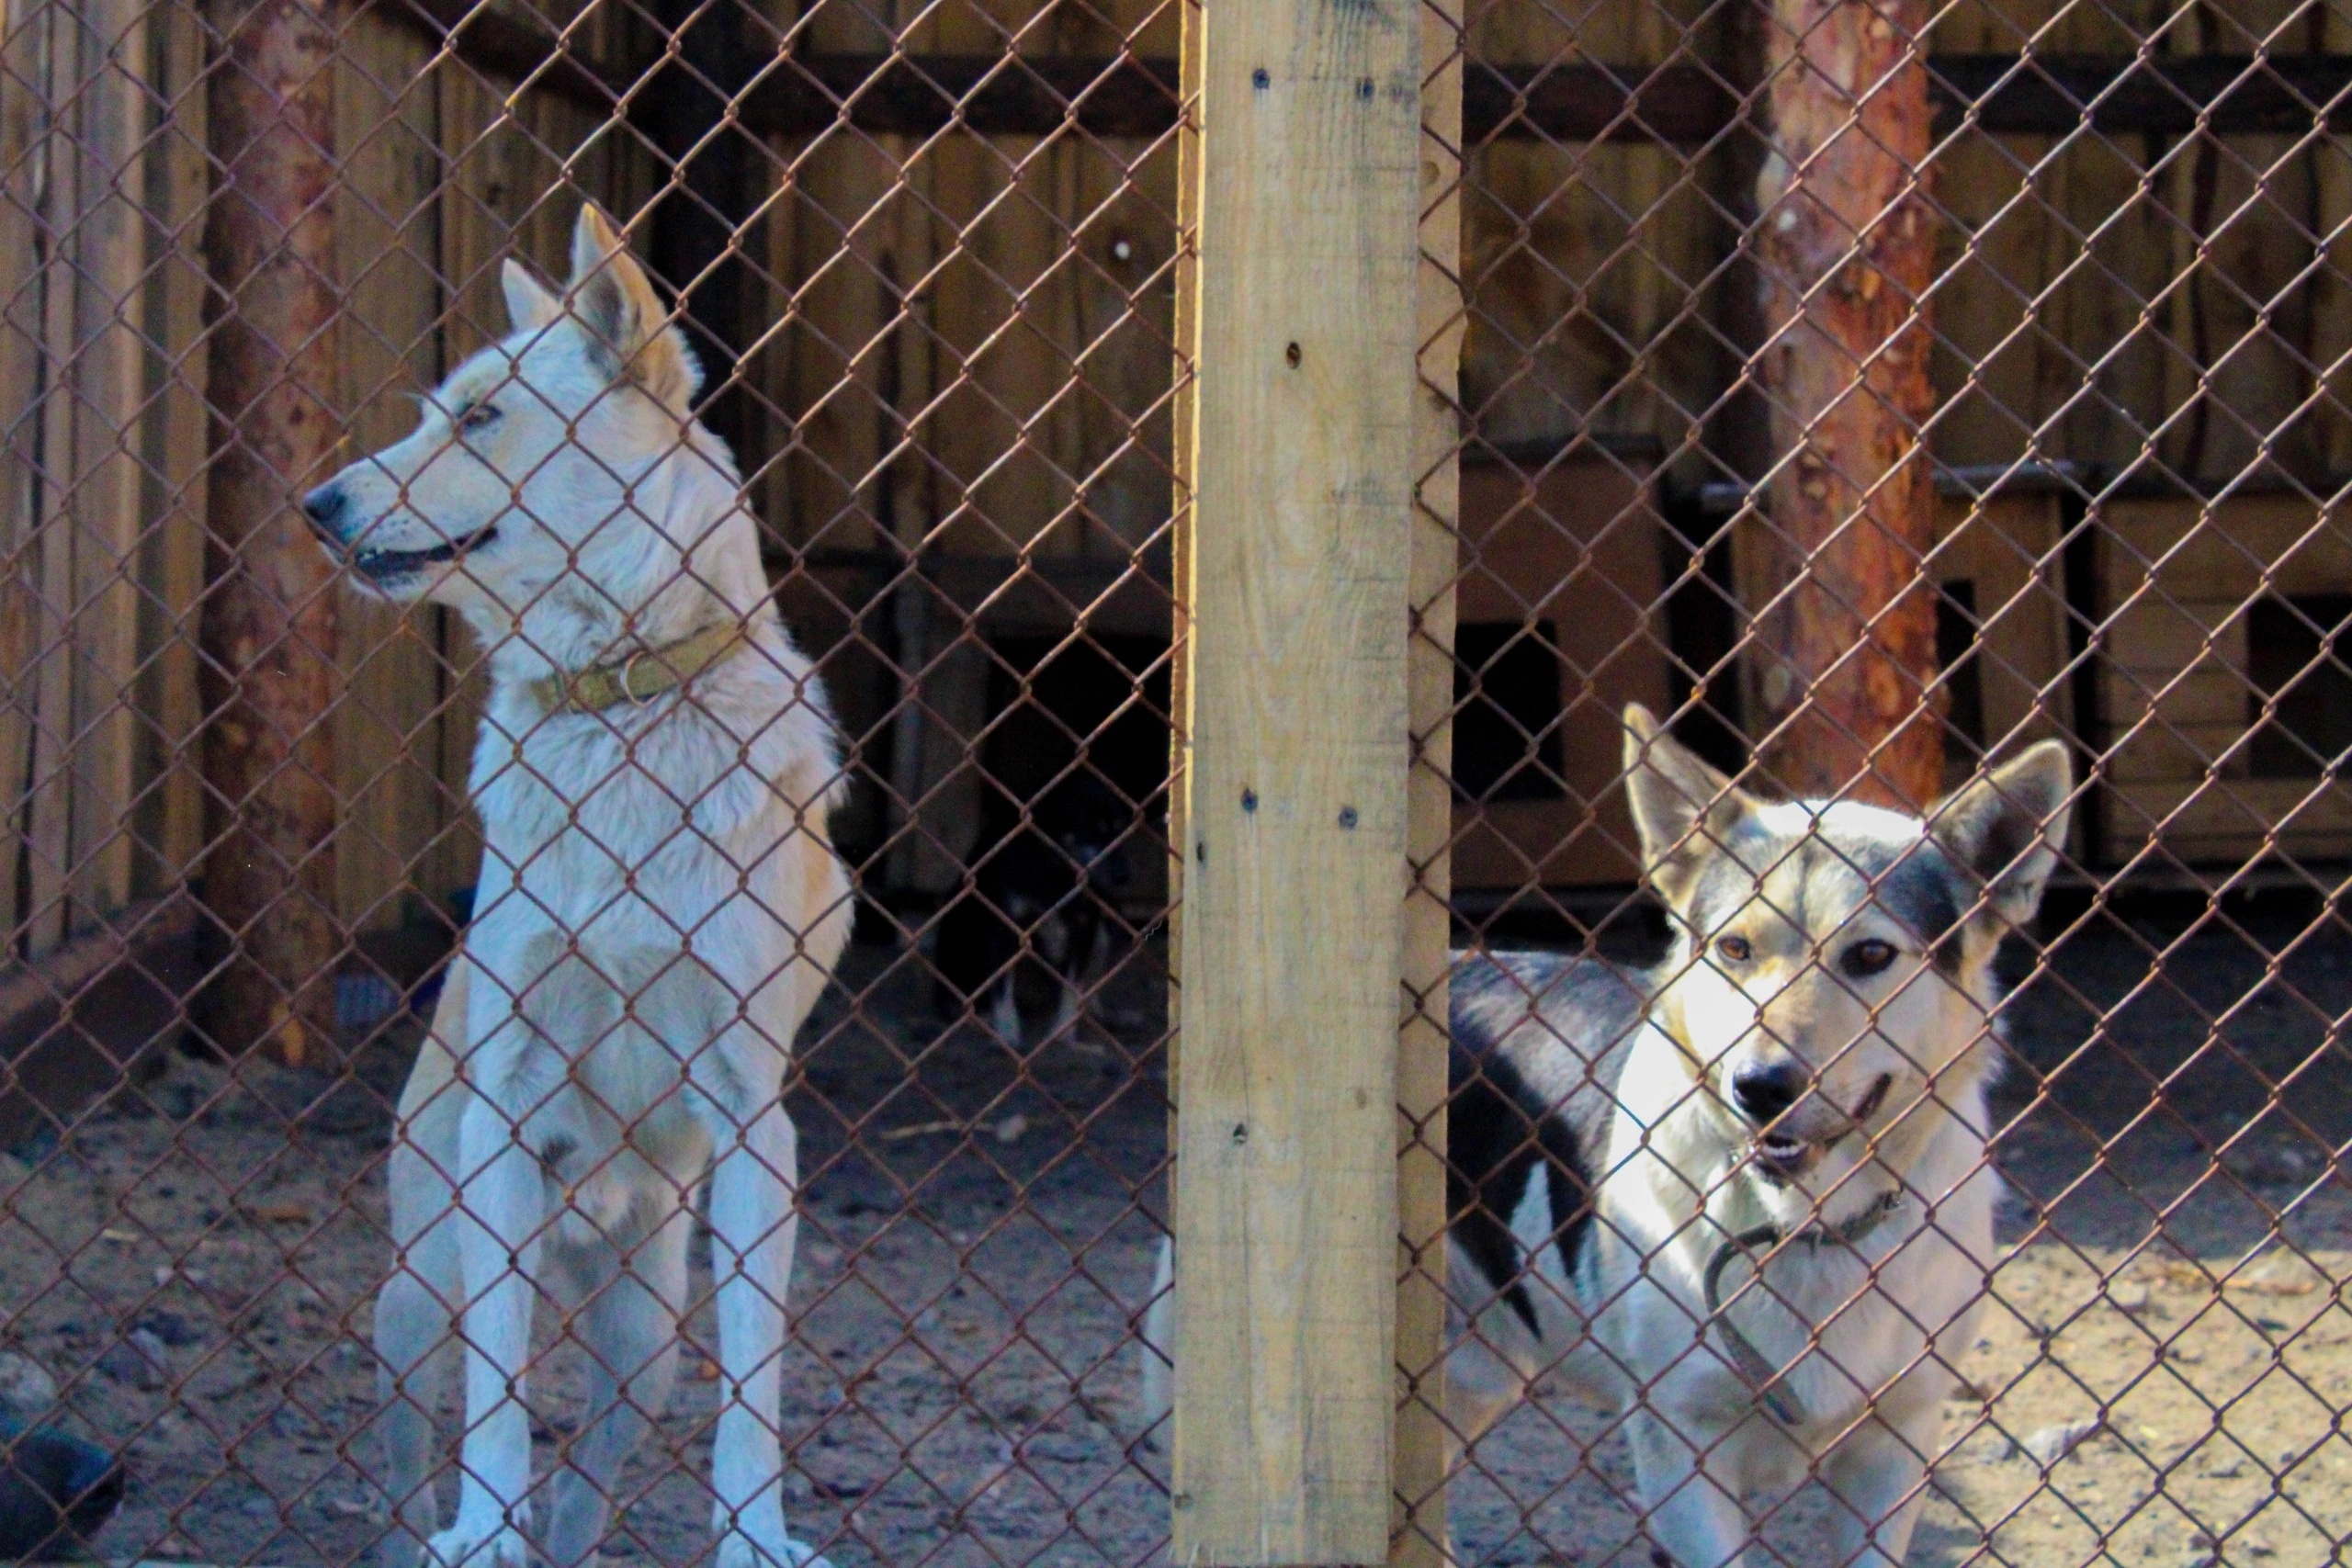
[1732,1059,1806,1126]
[301,484,345,539]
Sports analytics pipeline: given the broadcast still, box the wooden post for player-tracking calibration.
[1168,0,1423,1552]
[1743,0,1942,807]
[196,0,344,1064]
[1394,0,1462,1561]
[1163,0,1201,1032]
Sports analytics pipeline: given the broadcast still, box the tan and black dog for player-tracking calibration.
[1146,704,2071,1568]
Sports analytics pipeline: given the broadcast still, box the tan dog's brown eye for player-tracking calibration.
[458,402,500,432]
[1714,934,1750,964]
[1843,938,1897,976]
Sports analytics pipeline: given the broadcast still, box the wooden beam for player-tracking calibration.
[1169,0,1421,1551]
[1163,0,1202,1109]
[197,0,346,1063]
[351,8,2352,146]
[1930,52,2352,137]
[742,52,1188,140]
[366,0,629,108]
[1742,0,1942,807]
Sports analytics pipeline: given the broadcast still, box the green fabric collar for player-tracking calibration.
[529,620,748,714]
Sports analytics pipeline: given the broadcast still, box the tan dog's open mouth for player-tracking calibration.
[1749,1072,1895,1182]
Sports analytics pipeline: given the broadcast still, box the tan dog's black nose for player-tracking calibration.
[1732,1059,1806,1127]
[301,484,345,539]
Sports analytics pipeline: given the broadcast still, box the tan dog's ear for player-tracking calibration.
[567,204,701,412]
[1622,703,1757,903]
[502,259,562,334]
[1930,739,2074,928]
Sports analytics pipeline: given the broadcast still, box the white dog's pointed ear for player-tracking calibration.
[1931,739,2074,928]
[1622,704,1753,898]
[502,259,561,334]
[567,204,702,413]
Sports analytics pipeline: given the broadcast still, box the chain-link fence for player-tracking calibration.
[1,0,2348,1563]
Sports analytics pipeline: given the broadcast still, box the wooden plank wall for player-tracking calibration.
[2095,492,2352,864]
[1461,0,1728,465]
[1928,0,2352,486]
[0,0,203,958]
[10,0,2352,936]
[1446,0,2352,491]
[764,0,1186,896]
[0,5,662,952]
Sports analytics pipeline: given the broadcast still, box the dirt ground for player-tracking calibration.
[2,899,2346,1568]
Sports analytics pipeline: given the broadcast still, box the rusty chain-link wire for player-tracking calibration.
[1,0,2349,1563]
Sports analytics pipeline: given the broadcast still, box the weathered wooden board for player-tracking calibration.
[62,0,152,934]
[2094,493,2352,861]
[2104,778,2352,864]
[1396,0,1463,1556]
[335,14,449,932]
[130,0,214,907]
[1169,0,1422,1551]
[0,0,54,951]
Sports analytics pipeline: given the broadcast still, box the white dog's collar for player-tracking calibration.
[533,620,749,714]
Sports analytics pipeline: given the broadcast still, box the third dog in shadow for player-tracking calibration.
[933,775,1132,1045]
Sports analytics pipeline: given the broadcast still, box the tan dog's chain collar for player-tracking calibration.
[1702,1185,1907,1426]
[530,621,748,714]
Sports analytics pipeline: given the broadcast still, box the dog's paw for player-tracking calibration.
[424,1524,528,1568]
[717,1529,831,1568]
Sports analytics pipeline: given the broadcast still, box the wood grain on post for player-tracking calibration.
[1168,0,1422,1549]
[1394,0,1463,1562]
[1745,0,1943,808]
[1163,0,1201,1084]
[196,0,344,1064]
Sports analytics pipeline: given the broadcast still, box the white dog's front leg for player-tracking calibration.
[1819,1414,1931,1568]
[1626,1409,1748,1568]
[430,1090,548,1568]
[706,1099,827,1568]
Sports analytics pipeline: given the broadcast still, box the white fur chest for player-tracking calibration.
[469,651,835,955]
[1589,1035,1998,1440]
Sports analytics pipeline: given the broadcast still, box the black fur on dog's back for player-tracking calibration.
[1447,952,1647,1334]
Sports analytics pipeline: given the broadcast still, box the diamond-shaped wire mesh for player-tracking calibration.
[0,0,2348,1562]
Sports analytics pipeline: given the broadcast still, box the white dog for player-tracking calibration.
[307,205,851,1568]
[1145,705,2071,1568]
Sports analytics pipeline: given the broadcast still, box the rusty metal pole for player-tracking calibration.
[1744,0,1943,808]
[194,0,344,1065]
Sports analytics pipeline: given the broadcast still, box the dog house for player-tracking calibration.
[2092,489,2352,868]
[1930,476,2076,795]
[1450,442,1674,895]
